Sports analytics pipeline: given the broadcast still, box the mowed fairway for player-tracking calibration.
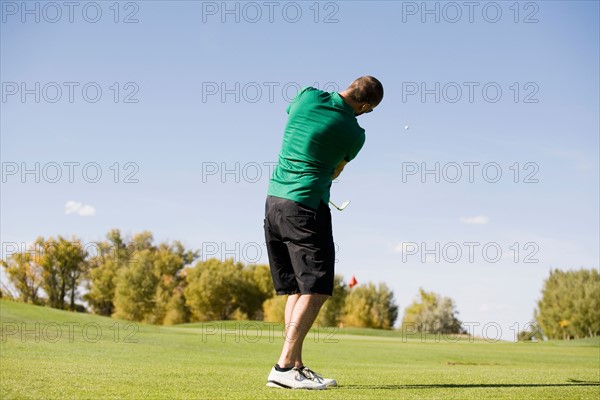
[1,300,598,400]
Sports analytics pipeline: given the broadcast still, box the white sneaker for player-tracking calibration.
[301,366,337,387]
[266,366,327,390]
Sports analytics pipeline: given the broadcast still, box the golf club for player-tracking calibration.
[329,200,350,211]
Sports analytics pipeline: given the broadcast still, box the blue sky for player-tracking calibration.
[1,1,598,341]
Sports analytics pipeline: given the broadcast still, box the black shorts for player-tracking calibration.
[263,195,335,296]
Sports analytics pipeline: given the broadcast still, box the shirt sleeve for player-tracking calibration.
[344,131,366,162]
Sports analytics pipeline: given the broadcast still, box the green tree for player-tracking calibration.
[184,258,248,321]
[1,250,43,304]
[97,231,197,324]
[131,231,154,251]
[37,236,88,310]
[112,247,159,322]
[263,295,287,323]
[341,282,398,329]
[316,275,348,327]
[163,287,189,325]
[535,268,600,340]
[402,288,463,334]
[237,264,274,320]
[150,241,197,324]
[84,229,132,316]
[183,259,268,321]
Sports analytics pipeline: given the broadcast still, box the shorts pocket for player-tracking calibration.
[284,214,318,242]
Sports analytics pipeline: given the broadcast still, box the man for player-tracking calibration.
[263,76,384,390]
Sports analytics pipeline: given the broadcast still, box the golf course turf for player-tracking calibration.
[1,300,598,399]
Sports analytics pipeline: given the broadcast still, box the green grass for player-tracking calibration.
[1,300,599,399]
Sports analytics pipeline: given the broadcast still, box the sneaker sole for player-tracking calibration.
[266,381,327,390]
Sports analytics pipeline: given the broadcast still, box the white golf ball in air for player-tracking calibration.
[404,125,410,130]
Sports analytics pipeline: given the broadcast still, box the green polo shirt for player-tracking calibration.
[267,87,366,210]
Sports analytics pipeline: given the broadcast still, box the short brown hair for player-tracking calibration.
[346,76,384,106]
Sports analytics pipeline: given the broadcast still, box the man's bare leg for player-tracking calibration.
[277,294,328,369]
[284,294,300,330]
[283,294,301,366]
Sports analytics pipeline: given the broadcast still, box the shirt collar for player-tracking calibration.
[332,92,354,114]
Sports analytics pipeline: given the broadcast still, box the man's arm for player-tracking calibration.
[332,160,348,180]
[334,131,365,180]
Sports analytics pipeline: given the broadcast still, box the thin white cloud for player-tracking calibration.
[65,201,96,217]
[460,216,489,225]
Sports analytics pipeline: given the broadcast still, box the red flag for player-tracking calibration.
[349,275,358,288]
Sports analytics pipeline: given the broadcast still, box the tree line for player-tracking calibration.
[2,230,596,339]
[0,230,398,329]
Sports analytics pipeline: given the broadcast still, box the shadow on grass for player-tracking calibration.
[341,381,600,390]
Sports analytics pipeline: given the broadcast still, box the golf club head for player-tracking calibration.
[339,200,350,210]
[329,200,351,211]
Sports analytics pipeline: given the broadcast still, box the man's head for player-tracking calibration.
[339,76,384,116]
